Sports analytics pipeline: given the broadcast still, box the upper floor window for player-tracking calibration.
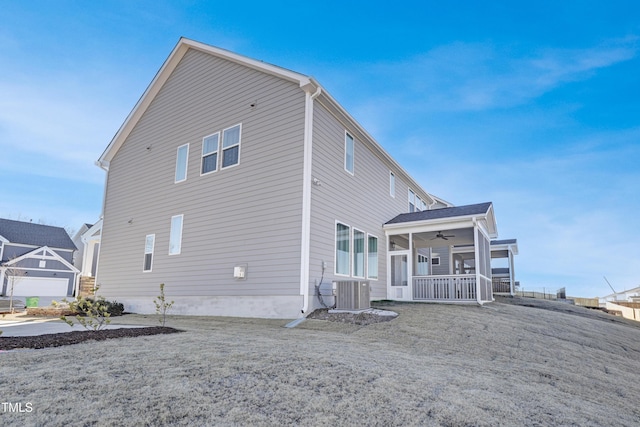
[408,190,427,212]
[344,132,354,175]
[222,124,241,168]
[389,172,395,197]
[201,133,219,175]
[169,215,184,255]
[408,189,416,212]
[175,144,189,183]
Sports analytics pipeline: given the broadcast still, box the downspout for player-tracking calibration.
[300,84,322,315]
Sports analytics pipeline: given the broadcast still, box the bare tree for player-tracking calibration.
[4,257,27,314]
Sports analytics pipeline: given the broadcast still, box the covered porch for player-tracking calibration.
[490,239,518,295]
[383,202,498,304]
[452,239,519,295]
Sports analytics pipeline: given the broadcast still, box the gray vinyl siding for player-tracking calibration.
[1,244,39,261]
[10,257,71,271]
[98,48,306,298]
[307,102,424,303]
[431,246,451,275]
[0,244,73,264]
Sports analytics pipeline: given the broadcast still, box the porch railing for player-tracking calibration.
[492,277,512,293]
[413,275,477,301]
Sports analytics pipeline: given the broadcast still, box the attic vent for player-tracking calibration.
[334,281,370,311]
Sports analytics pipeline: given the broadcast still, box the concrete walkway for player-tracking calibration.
[0,314,145,337]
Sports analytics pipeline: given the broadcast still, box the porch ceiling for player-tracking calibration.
[411,228,475,248]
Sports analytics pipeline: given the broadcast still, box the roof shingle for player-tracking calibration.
[0,218,76,251]
[385,202,493,225]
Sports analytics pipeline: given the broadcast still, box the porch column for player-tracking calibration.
[509,248,515,296]
[408,232,413,301]
[82,239,94,277]
[473,223,481,304]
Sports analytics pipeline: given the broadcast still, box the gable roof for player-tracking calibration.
[0,218,76,251]
[384,202,498,239]
[97,38,314,169]
[2,246,79,272]
[96,37,435,206]
[386,202,493,225]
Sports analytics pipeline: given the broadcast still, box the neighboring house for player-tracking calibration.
[490,239,519,294]
[0,218,78,306]
[599,286,640,307]
[72,223,92,271]
[95,38,517,318]
[72,220,102,278]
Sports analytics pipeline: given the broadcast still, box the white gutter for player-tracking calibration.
[300,84,322,315]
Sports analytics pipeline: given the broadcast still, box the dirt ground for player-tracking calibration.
[1,297,639,426]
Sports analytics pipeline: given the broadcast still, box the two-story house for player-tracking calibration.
[95,38,516,318]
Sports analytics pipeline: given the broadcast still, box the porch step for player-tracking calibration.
[79,276,96,297]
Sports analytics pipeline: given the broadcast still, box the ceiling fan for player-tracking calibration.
[431,231,455,240]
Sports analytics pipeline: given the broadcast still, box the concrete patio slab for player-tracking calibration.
[0,315,145,337]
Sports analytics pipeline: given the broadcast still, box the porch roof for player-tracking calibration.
[386,202,492,225]
[492,239,517,245]
[490,238,518,255]
[384,202,497,238]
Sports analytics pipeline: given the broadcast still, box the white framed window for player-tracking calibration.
[389,172,395,198]
[221,124,241,169]
[344,132,354,175]
[335,222,350,276]
[169,215,184,255]
[201,132,219,175]
[175,144,189,183]
[353,229,365,278]
[416,195,423,212]
[143,234,155,272]
[408,189,416,212]
[417,254,429,275]
[432,257,441,266]
[367,234,378,280]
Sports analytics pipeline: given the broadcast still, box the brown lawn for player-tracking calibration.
[1,296,639,426]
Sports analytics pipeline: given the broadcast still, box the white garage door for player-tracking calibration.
[10,277,69,296]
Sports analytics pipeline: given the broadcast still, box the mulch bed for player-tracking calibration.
[0,327,183,351]
[307,308,397,325]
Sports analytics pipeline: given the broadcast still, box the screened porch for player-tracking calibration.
[384,202,497,304]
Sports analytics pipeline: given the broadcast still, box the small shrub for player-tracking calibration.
[154,283,174,327]
[77,299,124,317]
[105,300,125,317]
[53,286,112,332]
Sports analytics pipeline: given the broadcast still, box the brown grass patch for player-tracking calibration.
[1,298,639,426]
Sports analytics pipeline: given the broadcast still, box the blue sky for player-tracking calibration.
[1,1,638,297]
